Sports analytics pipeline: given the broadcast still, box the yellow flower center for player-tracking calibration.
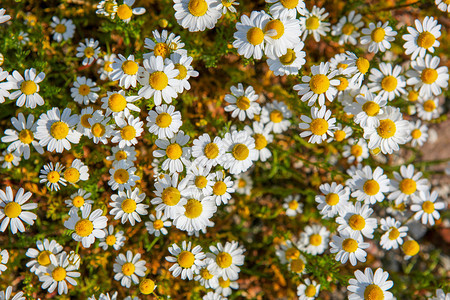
[336,77,349,91]
[377,119,396,139]
[402,240,419,256]
[178,251,195,268]
[356,57,370,74]
[140,279,156,295]
[47,171,60,183]
[422,200,435,214]
[55,24,66,33]
[4,202,22,218]
[84,47,95,58]
[184,199,203,219]
[78,84,91,96]
[309,74,330,94]
[351,145,363,157]
[4,153,14,162]
[363,179,380,196]
[149,71,169,90]
[115,150,128,161]
[349,214,366,231]
[121,198,137,213]
[280,0,298,9]
[325,193,340,205]
[342,238,358,252]
[19,129,34,144]
[270,110,283,123]
[417,32,435,49]
[104,2,116,13]
[362,101,380,117]
[174,64,187,80]
[195,176,208,189]
[285,247,300,260]
[309,234,322,246]
[236,96,251,110]
[408,90,418,102]
[288,200,298,210]
[371,27,386,43]
[337,63,348,70]
[122,262,135,276]
[20,80,37,95]
[121,125,136,141]
[309,118,329,136]
[254,134,267,150]
[388,227,400,240]
[381,75,398,92]
[238,179,246,188]
[219,277,231,288]
[264,20,285,39]
[421,68,438,84]
[232,144,249,160]
[246,27,264,45]
[216,252,233,268]
[279,49,296,65]
[222,0,234,7]
[423,99,436,112]
[399,178,416,195]
[106,234,116,246]
[188,0,208,16]
[155,112,172,128]
[154,43,170,58]
[75,219,94,237]
[104,61,113,72]
[305,285,316,297]
[121,60,138,75]
[213,181,227,196]
[305,16,320,30]
[91,123,106,138]
[334,130,346,142]
[114,168,129,184]
[364,284,384,300]
[411,129,422,139]
[80,114,92,128]
[290,258,305,273]
[166,143,182,160]
[117,4,133,20]
[50,121,69,140]
[204,142,219,159]
[109,94,127,112]
[64,167,80,183]
[72,196,85,208]
[37,250,52,266]
[162,187,181,206]
[200,268,214,279]
[52,267,67,282]
[342,23,355,35]
[153,219,164,230]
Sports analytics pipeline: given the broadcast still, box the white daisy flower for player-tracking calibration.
[215,277,239,297]
[327,124,353,143]
[110,54,140,89]
[143,30,187,60]
[1,113,44,159]
[411,190,445,226]
[86,111,115,144]
[207,241,245,281]
[76,106,95,135]
[346,91,386,128]
[402,239,420,259]
[342,52,371,87]
[113,250,147,288]
[347,268,394,300]
[224,83,261,121]
[192,133,224,169]
[0,151,20,169]
[294,62,340,106]
[97,53,117,80]
[50,16,75,42]
[275,240,302,264]
[25,239,63,275]
[260,100,292,133]
[388,164,429,205]
[299,105,337,144]
[166,241,206,280]
[6,68,45,108]
[173,0,222,32]
[64,204,107,248]
[137,56,179,106]
[360,21,397,53]
[430,289,450,300]
[329,53,350,74]
[408,120,428,147]
[170,52,199,93]
[299,6,330,42]
[368,63,406,101]
[151,173,189,219]
[348,166,390,205]
[299,224,330,255]
[266,0,305,18]
[212,0,239,14]
[210,171,235,206]
[145,211,171,237]
[101,91,140,118]
[186,163,215,195]
[0,286,25,300]
[39,162,67,191]
[110,187,149,226]
[153,130,191,174]
[195,259,219,288]
[406,54,449,97]
[331,10,363,45]
[35,107,81,153]
[111,112,144,148]
[65,189,94,215]
[98,225,126,251]
[263,14,301,57]
[403,16,441,60]
[336,202,377,239]
[267,42,306,76]
[0,68,11,103]
[221,130,258,175]
[282,194,303,217]
[297,279,320,300]
[233,172,253,195]
[203,291,226,300]
[330,231,369,266]
[115,0,145,23]
[342,138,370,163]
[39,252,80,295]
[416,97,440,121]
[315,182,350,218]
[363,106,410,154]
[0,8,11,23]
[435,0,450,12]
[0,249,8,275]
[16,31,30,45]
[379,217,408,250]
[244,121,273,162]
[139,278,157,295]
[108,160,140,192]
[289,254,307,276]
[106,145,137,164]
[76,38,100,65]
[146,104,182,139]
[64,159,89,185]
[96,0,118,18]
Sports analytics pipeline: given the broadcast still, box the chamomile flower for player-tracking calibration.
[76,106,95,135]
[346,92,386,128]
[0,249,8,275]
[65,189,94,215]
[0,68,10,103]
[110,55,140,89]
[113,251,147,288]
[192,134,224,169]
[50,16,75,42]
[6,68,45,108]
[25,239,63,275]
[106,145,137,164]
[368,63,406,101]
[299,225,330,255]
[347,268,394,300]
[35,107,82,153]
[195,259,219,288]
[435,0,450,12]
[87,111,115,144]
[293,62,340,106]
[112,112,144,147]
[275,240,302,264]
[402,239,420,259]
[266,0,305,18]
[1,113,43,159]
[210,171,235,206]
[146,104,182,139]
[101,90,140,117]
[233,172,253,195]
[297,279,320,300]
[173,0,222,32]
[329,53,350,74]
[140,278,157,295]
[331,11,363,45]
[221,130,258,175]
[0,151,20,169]
[108,160,140,192]
[146,211,171,237]
[64,204,107,248]
[360,21,397,53]
[406,54,449,97]
[403,17,441,60]
[411,190,445,226]
[263,14,301,57]
[39,162,67,191]
[336,202,378,239]
[316,183,350,218]
[430,289,450,300]
[170,53,199,93]
[166,241,206,280]
[143,30,187,60]
[115,0,145,23]
[151,173,189,219]
[379,217,408,250]
[348,166,390,204]
[233,10,270,60]
[96,0,118,18]
[0,286,25,300]
[215,277,239,297]
[186,164,214,195]
[244,121,273,162]
[137,56,179,105]
[283,194,303,217]
[342,138,370,163]
[363,106,410,154]
[260,100,292,133]
[299,6,330,42]
[39,252,80,295]
[408,120,428,147]
[154,130,191,173]
[342,52,371,87]
[330,231,369,266]
[212,0,239,14]
[76,38,100,65]
[110,187,149,226]
[416,97,440,120]
[299,105,337,144]
[266,42,306,76]
[224,83,261,121]
[17,32,29,45]
[388,164,429,205]
[98,225,126,251]
[207,241,245,281]
[327,124,353,143]
[97,53,117,80]
[64,159,89,185]
[0,8,11,23]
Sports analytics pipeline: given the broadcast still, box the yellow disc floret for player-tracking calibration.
[4,202,21,218]
[417,32,435,49]
[236,96,251,110]
[371,27,386,43]
[363,179,380,196]
[50,121,69,140]
[154,43,170,58]
[421,68,438,84]
[72,196,85,208]
[122,262,135,276]
[422,201,435,214]
[381,75,398,92]
[162,187,181,206]
[78,84,91,96]
[121,60,138,75]
[37,250,52,266]
[254,134,267,150]
[166,143,182,160]
[178,251,195,268]
[305,16,320,30]
[64,167,80,183]
[362,101,380,117]
[114,168,129,184]
[325,193,340,206]
[75,219,94,237]
[213,181,227,196]
[52,267,67,282]
[139,278,156,295]
[402,240,419,256]
[149,71,169,90]
[349,214,365,231]
[117,4,133,20]
[121,125,136,141]
[47,171,61,183]
[184,199,203,219]
[109,94,127,112]
[19,129,34,144]
[188,0,208,17]
[264,20,285,39]
[309,74,330,94]
[216,252,233,268]
[309,234,322,246]
[279,49,296,65]
[377,119,396,139]
[232,144,249,160]
[342,238,358,252]
[399,178,416,195]
[20,80,37,95]
[121,198,137,213]
[309,118,329,136]
[364,284,384,300]
[156,113,172,128]
[106,235,116,246]
[246,27,264,45]
[270,110,283,123]
[356,57,370,74]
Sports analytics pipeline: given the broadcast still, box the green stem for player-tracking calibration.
[75,241,80,254]
[147,236,160,251]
